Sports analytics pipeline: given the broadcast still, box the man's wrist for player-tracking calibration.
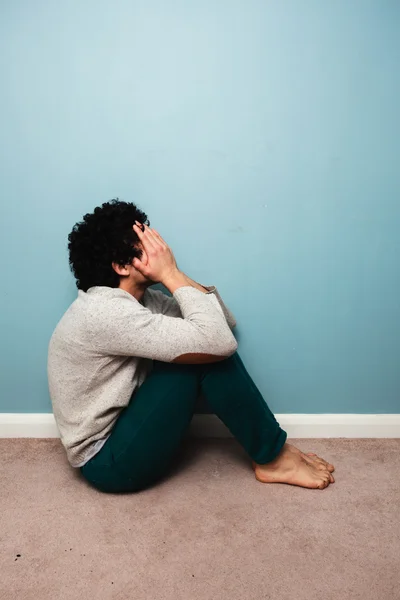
[161,270,190,294]
[162,270,209,295]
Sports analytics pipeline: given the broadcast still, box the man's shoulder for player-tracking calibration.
[51,288,131,331]
[85,287,148,326]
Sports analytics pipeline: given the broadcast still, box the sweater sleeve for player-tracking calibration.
[88,286,238,362]
[144,285,236,329]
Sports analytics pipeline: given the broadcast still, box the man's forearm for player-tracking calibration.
[162,270,209,295]
[179,273,209,294]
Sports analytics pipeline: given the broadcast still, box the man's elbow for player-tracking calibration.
[221,336,238,357]
[171,338,238,365]
[210,331,237,357]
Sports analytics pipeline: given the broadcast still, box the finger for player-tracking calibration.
[132,257,150,277]
[133,222,145,240]
[143,224,164,248]
[134,223,157,253]
[140,223,159,248]
[139,248,148,266]
[134,221,154,240]
[151,228,168,248]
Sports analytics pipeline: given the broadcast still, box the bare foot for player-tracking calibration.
[253,443,335,489]
[304,452,335,473]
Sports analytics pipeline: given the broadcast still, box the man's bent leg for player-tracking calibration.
[80,360,201,493]
[198,352,287,464]
[198,353,335,489]
[80,353,334,493]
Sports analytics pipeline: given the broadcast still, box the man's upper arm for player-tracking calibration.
[89,296,237,362]
[145,287,236,329]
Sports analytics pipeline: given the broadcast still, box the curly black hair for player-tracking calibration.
[68,199,150,291]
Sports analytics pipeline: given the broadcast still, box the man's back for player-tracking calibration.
[48,287,151,467]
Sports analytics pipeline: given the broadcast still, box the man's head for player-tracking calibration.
[68,199,150,291]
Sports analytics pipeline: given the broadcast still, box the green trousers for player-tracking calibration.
[80,352,287,493]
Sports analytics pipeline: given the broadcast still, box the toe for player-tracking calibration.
[305,455,327,471]
[320,457,335,472]
[322,461,335,472]
[318,471,331,488]
[307,453,335,473]
[322,461,335,473]
[315,462,328,472]
[318,479,328,489]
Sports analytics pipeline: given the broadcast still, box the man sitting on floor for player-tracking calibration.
[48,199,335,493]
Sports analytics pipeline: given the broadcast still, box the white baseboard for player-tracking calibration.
[0,413,399,438]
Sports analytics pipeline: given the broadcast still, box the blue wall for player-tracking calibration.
[1,1,399,414]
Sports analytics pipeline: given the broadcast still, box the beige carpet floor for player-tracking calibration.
[1,437,399,600]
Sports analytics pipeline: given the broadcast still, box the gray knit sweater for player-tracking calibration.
[48,284,237,467]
